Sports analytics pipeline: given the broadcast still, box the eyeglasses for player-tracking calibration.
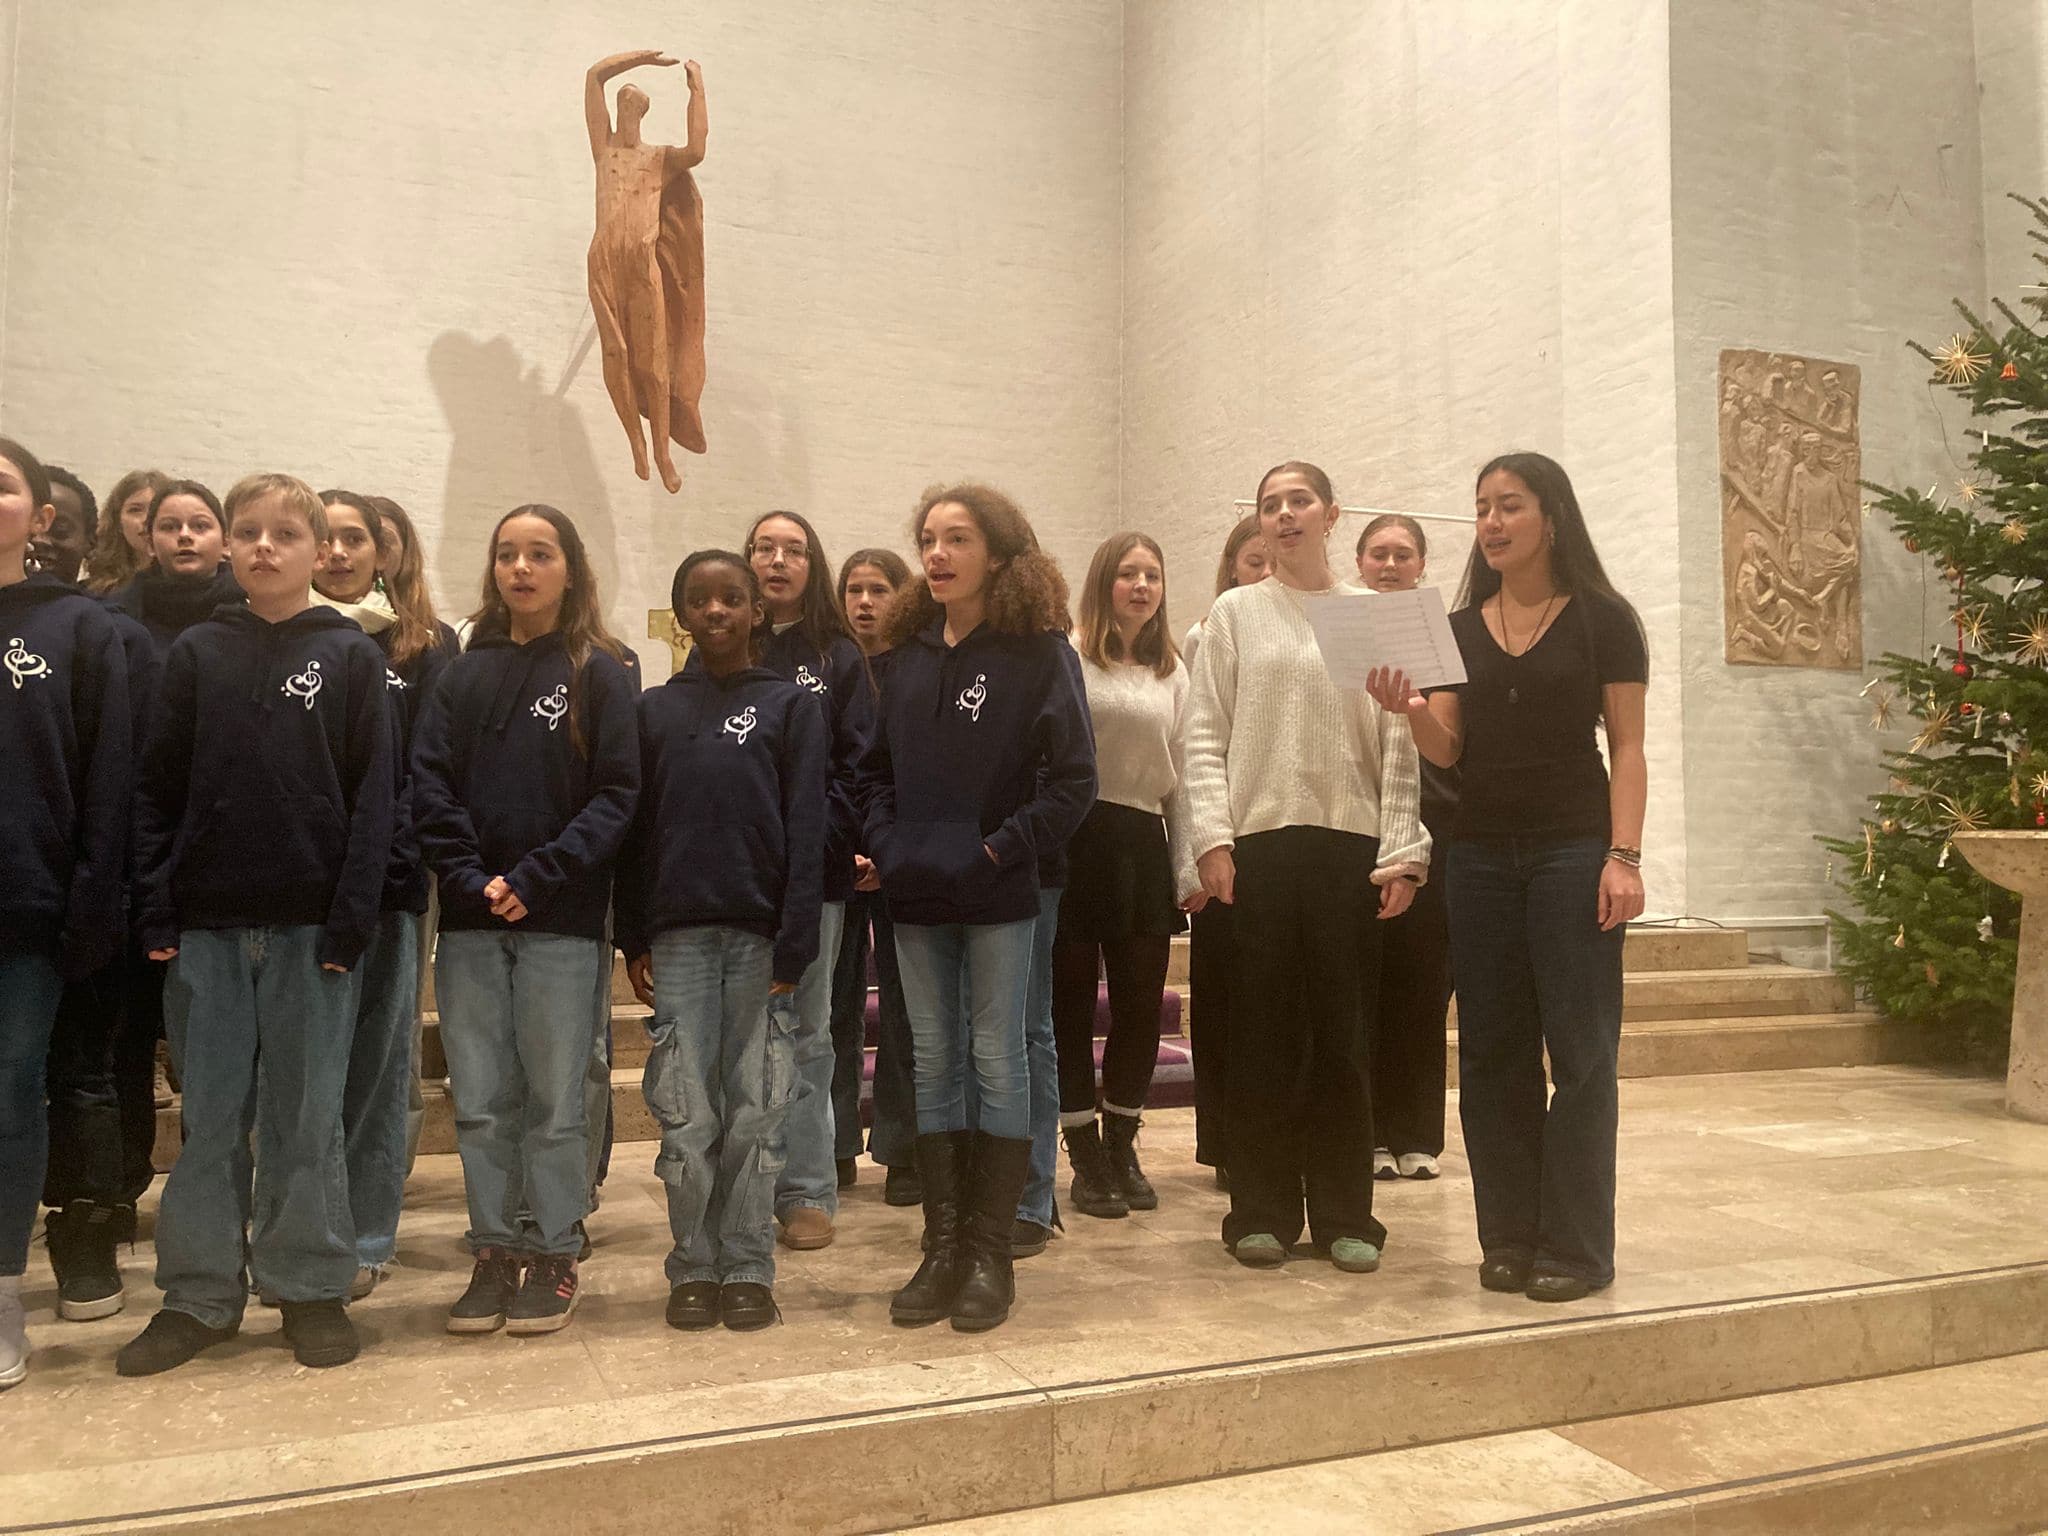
[749,540,809,565]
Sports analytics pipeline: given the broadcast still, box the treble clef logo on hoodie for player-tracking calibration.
[280,659,323,710]
[795,663,828,695]
[956,672,988,722]
[385,668,408,692]
[532,683,569,733]
[723,705,758,745]
[4,637,50,690]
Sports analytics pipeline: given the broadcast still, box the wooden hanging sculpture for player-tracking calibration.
[585,50,707,494]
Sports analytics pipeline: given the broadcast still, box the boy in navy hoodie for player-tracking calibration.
[0,437,133,1389]
[117,473,394,1378]
[619,551,827,1332]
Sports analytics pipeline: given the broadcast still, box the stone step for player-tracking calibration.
[919,1347,2048,1533]
[414,923,1757,1013]
[25,1250,2048,1534]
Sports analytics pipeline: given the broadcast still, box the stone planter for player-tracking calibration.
[1954,831,2048,1122]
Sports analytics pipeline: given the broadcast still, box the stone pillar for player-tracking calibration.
[1955,831,2048,1123]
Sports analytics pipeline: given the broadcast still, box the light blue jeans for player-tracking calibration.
[774,900,845,1222]
[960,886,1062,1226]
[0,949,64,1277]
[893,917,1035,1140]
[645,927,795,1286]
[343,911,421,1268]
[435,930,603,1258]
[157,927,360,1328]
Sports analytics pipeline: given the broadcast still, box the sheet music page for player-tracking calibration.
[1301,587,1468,690]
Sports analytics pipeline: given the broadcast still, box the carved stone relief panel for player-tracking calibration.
[1719,349,1862,670]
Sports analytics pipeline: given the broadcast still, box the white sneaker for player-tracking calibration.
[1396,1153,1440,1180]
[0,1276,27,1389]
[351,1266,382,1301]
[1372,1148,1397,1181]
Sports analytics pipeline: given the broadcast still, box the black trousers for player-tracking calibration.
[1222,826,1385,1251]
[116,953,165,1203]
[1188,899,1233,1168]
[42,963,126,1209]
[1369,842,1450,1158]
[1051,934,1171,1115]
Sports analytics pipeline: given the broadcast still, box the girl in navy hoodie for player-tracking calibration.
[106,481,243,665]
[413,504,639,1338]
[314,491,458,1297]
[0,436,133,1390]
[619,551,827,1332]
[859,483,1094,1333]
[745,510,871,1249]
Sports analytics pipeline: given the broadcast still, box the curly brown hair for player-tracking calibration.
[880,482,1070,648]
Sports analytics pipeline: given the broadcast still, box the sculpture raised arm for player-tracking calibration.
[586,49,677,158]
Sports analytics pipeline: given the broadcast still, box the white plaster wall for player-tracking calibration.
[1976,1,2048,301]
[0,0,18,401]
[1670,0,1985,948]
[0,0,1122,673]
[1120,0,1689,911]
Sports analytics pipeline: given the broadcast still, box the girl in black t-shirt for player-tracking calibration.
[1367,452,1647,1303]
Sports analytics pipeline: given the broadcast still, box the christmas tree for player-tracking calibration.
[1821,194,2048,1067]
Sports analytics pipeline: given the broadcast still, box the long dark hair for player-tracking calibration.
[1214,513,1265,597]
[1459,452,1644,647]
[745,509,849,654]
[470,504,629,754]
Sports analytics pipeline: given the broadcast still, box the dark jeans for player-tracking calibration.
[830,893,873,1163]
[1188,898,1233,1169]
[1446,835,1622,1287]
[43,962,127,1210]
[1052,935,1171,1117]
[117,952,166,1204]
[1,949,64,1275]
[859,898,917,1168]
[1222,827,1384,1252]
[1370,842,1450,1157]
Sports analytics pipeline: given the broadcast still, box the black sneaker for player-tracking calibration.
[719,1282,778,1331]
[505,1253,579,1334]
[279,1299,359,1367]
[1011,1219,1054,1258]
[837,1157,859,1189]
[47,1201,125,1321]
[665,1280,721,1331]
[115,1310,237,1377]
[883,1164,923,1207]
[447,1246,523,1335]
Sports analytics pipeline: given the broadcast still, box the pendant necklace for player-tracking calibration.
[1500,589,1560,705]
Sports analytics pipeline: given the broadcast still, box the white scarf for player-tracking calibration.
[309,585,397,636]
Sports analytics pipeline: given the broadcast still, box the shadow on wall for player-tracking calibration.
[427,331,615,614]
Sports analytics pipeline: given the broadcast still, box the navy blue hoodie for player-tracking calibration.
[133,604,394,970]
[0,577,134,978]
[370,624,458,916]
[411,632,640,940]
[106,564,244,665]
[759,625,872,907]
[617,658,829,984]
[858,619,1096,927]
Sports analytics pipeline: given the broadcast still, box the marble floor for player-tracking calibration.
[6,1064,2047,1531]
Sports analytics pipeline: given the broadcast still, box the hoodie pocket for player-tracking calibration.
[175,796,346,898]
[872,819,989,903]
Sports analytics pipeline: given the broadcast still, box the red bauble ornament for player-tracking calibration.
[2036,810,2044,827]
[1954,661,1972,678]
[1905,538,1920,553]
[2003,362,2019,381]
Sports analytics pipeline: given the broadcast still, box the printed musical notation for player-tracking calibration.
[1301,586,1468,691]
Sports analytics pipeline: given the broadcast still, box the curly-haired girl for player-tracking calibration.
[860,484,1094,1333]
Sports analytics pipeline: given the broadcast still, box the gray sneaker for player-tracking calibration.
[0,1276,27,1389]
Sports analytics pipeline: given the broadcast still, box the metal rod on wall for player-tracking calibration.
[1232,499,1471,528]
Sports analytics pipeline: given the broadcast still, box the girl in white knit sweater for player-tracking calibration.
[1053,533,1191,1220]
[1180,462,1430,1274]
